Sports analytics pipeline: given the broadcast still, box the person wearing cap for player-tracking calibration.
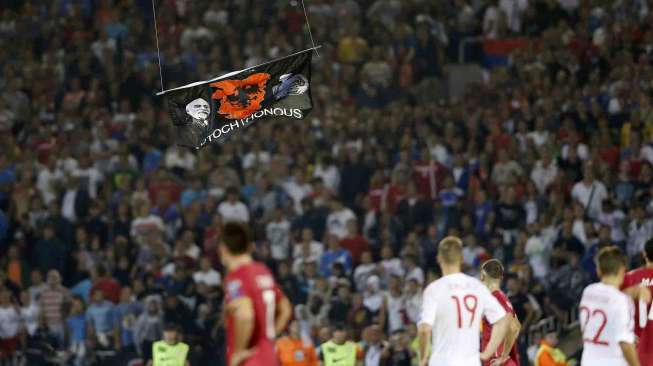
[148,323,189,366]
[319,324,363,366]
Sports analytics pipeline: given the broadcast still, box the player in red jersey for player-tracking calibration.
[621,238,653,365]
[479,259,521,366]
[220,222,293,366]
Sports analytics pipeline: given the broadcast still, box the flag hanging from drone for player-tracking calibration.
[158,48,315,149]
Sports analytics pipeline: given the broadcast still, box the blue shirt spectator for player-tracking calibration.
[113,300,143,347]
[86,292,115,334]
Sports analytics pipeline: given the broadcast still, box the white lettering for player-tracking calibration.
[198,107,306,148]
[211,128,222,140]
[643,278,653,287]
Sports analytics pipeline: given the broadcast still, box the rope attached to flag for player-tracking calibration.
[151,0,164,92]
[299,0,320,58]
[150,0,321,93]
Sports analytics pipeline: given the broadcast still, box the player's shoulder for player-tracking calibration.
[246,261,274,276]
[582,282,630,305]
[226,261,271,280]
[626,267,653,280]
[492,289,509,303]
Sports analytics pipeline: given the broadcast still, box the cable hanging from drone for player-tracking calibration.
[150,0,320,150]
[150,0,320,94]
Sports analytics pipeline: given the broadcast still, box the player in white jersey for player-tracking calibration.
[417,236,510,366]
[579,246,640,366]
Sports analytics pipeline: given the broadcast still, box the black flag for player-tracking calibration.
[162,49,314,149]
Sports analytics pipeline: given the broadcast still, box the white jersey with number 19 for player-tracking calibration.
[579,282,635,366]
[418,273,507,366]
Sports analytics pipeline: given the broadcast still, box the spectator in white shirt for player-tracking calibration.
[379,245,405,283]
[0,290,21,355]
[570,163,608,220]
[172,230,201,262]
[353,251,376,292]
[527,117,550,148]
[530,148,558,195]
[37,158,63,204]
[130,201,165,240]
[524,223,551,280]
[283,168,312,215]
[266,208,291,261]
[242,142,271,170]
[217,187,250,223]
[326,199,356,240]
[164,145,197,174]
[19,290,40,337]
[626,204,653,258]
[313,155,340,193]
[292,228,324,259]
[499,0,529,33]
[598,199,627,244]
[483,0,504,39]
[404,277,422,324]
[403,255,424,286]
[74,156,104,199]
[192,257,221,288]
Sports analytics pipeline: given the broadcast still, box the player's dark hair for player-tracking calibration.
[645,238,653,263]
[222,222,252,255]
[596,246,626,276]
[481,259,504,280]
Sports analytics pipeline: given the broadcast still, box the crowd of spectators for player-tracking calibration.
[0,0,653,365]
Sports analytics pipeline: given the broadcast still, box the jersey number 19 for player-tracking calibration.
[451,295,478,328]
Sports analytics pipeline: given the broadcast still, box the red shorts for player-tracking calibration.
[638,352,652,366]
[0,337,19,358]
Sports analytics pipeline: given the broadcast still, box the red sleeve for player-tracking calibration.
[225,275,249,303]
[495,292,515,316]
[621,272,636,290]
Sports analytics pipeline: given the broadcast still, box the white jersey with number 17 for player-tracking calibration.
[579,282,635,366]
[418,273,507,366]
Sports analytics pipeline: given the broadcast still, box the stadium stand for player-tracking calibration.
[0,0,652,365]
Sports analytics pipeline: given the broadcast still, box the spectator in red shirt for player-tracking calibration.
[339,219,369,266]
[90,265,121,304]
[412,148,446,200]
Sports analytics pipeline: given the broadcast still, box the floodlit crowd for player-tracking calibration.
[0,0,653,365]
